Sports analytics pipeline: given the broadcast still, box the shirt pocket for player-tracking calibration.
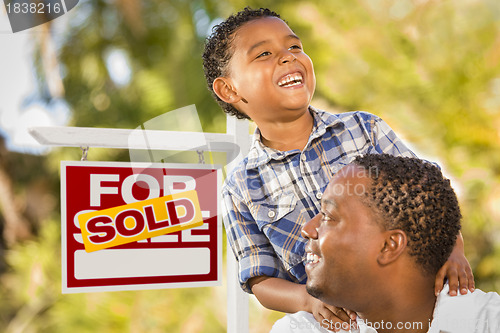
[253,192,301,272]
[253,191,297,228]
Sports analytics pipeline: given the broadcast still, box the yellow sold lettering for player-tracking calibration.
[78,190,203,252]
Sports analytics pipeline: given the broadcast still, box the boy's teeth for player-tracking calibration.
[278,73,303,87]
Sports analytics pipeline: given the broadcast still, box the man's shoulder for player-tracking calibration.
[271,312,375,333]
[270,312,330,333]
[430,285,500,333]
[436,285,500,311]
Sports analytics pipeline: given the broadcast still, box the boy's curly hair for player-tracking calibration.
[202,7,281,120]
[353,154,462,275]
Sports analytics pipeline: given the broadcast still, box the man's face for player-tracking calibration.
[302,164,384,309]
[226,17,316,122]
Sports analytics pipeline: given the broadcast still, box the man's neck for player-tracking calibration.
[358,283,436,333]
[258,109,314,151]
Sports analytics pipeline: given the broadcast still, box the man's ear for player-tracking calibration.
[213,77,243,104]
[377,230,407,266]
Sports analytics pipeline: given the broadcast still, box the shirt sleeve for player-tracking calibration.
[222,181,289,293]
[367,113,417,158]
[364,113,443,169]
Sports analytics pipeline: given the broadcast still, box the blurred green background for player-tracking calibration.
[0,0,499,332]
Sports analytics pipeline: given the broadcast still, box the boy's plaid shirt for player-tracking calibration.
[222,106,416,292]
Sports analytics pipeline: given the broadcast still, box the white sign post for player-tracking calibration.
[30,115,251,332]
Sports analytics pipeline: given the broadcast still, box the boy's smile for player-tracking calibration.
[223,17,316,123]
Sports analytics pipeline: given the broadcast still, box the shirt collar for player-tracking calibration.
[245,106,343,170]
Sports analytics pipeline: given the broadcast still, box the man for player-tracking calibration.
[271,154,500,333]
[204,7,472,327]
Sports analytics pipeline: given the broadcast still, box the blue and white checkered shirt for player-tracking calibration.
[222,106,416,293]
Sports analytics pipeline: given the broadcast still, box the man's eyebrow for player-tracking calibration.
[321,198,337,210]
[247,34,301,55]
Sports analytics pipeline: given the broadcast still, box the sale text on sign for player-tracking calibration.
[61,161,221,293]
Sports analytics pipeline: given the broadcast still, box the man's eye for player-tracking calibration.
[321,212,331,222]
[256,51,271,58]
[321,211,338,224]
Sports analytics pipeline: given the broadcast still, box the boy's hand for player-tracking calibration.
[308,296,357,332]
[434,234,474,296]
[249,275,358,331]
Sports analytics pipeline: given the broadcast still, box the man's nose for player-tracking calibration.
[301,213,320,239]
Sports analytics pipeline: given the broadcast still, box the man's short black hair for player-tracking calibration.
[353,154,462,275]
[202,7,282,120]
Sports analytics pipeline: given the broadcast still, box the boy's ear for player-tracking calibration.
[213,77,243,104]
[377,230,407,266]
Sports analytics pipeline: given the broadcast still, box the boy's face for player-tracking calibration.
[224,17,316,122]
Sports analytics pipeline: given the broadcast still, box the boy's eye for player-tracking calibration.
[289,44,302,51]
[256,51,271,58]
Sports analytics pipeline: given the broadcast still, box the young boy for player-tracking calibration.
[202,7,474,327]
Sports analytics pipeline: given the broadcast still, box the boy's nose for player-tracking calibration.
[279,50,296,64]
[301,213,320,240]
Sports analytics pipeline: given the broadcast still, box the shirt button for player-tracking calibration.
[268,211,276,218]
[301,154,307,161]
[316,192,322,200]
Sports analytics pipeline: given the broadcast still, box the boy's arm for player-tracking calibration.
[250,276,355,329]
[434,232,475,296]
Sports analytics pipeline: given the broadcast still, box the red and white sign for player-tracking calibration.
[61,161,221,293]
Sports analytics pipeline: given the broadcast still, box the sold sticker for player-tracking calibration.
[78,190,203,252]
